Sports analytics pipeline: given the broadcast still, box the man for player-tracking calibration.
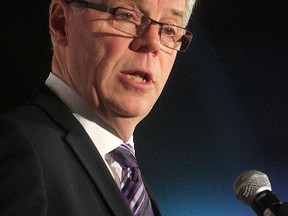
[0,0,195,215]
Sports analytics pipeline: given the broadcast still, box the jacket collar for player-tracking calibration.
[29,85,134,216]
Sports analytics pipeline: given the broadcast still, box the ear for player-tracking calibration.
[49,0,69,46]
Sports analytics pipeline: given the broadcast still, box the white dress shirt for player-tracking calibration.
[45,72,134,187]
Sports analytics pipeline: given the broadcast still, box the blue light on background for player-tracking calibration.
[136,2,288,215]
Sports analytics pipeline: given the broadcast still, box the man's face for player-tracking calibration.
[58,0,186,126]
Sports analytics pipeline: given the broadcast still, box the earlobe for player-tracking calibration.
[49,1,69,46]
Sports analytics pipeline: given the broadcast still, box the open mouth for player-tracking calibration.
[125,72,149,83]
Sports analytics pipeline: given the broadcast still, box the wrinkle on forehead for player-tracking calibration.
[107,0,185,18]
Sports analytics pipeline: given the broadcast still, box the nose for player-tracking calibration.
[129,24,161,54]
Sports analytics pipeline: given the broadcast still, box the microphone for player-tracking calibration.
[233,170,282,216]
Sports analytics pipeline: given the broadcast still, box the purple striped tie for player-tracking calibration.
[109,144,154,216]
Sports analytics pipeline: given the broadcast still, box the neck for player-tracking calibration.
[95,114,139,143]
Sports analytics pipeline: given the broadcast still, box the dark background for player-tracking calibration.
[1,1,288,215]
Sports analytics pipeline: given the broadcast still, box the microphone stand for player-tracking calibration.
[278,202,288,216]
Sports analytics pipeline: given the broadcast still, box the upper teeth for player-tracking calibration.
[126,74,147,83]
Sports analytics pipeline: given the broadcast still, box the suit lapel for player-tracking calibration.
[29,86,133,216]
[65,130,133,216]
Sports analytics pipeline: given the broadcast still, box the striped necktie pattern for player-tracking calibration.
[109,144,154,216]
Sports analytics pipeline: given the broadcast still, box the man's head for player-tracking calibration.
[49,0,195,140]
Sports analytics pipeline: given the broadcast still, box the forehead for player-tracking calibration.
[106,0,186,21]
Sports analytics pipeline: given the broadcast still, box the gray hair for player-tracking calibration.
[184,0,196,26]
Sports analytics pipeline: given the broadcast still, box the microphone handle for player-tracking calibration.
[251,191,281,216]
[278,202,288,216]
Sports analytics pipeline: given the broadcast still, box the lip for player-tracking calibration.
[119,69,155,92]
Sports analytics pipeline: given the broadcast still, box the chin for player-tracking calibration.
[118,104,151,119]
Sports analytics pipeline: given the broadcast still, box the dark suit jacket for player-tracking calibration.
[0,86,161,216]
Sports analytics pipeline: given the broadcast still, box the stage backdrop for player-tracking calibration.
[1,1,288,215]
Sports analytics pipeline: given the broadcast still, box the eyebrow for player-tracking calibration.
[112,0,186,24]
[170,8,185,19]
[159,7,184,27]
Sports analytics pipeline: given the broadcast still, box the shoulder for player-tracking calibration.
[0,109,47,215]
[0,104,57,137]
[0,106,48,165]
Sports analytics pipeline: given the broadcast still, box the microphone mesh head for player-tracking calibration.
[233,170,272,205]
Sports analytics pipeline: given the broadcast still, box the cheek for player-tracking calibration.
[95,38,134,84]
[93,41,131,98]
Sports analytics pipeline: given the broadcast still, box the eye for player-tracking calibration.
[162,25,177,36]
[119,12,134,21]
[115,8,140,23]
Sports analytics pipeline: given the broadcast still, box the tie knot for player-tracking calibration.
[109,144,138,168]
